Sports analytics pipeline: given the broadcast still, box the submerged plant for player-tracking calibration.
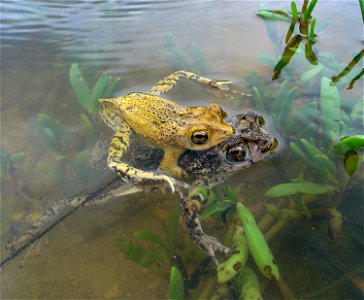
[70,63,121,117]
[257,0,320,79]
[0,146,26,181]
[163,32,210,75]
[114,207,181,278]
[35,64,122,194]
[331,49,364,90]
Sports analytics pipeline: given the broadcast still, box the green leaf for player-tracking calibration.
[300,138,321,158]
[265,181,334,197]
[320,77,341,146]
[303,0,318,21]
[309,17,317,42]
[225,185,238,202]
[105,77,122,98]
[285,19,296,44]
[134,229,168,253]
[350,98,364,124]
[37,113,69,151]
[279,86,297,125]
[360,0,364,23]
[190,42,209,75]
[170,266,184,300]
[163,32,188,70]
[256,10,292,22]
[37,113,62,134]
[257,53,277,68]
[69,63,92,114]
[40,128,59,152]
[261,14,280,44]
[80,113,97,147]
[252,86,265,112]
[304,42,318,65]
[300,64,323,84]
[114,238,163,276]
[202,203,226,219]
[344,150,362,176]
[291,2,298,20]
[332,135,364,155]
[8,152,26,164]
[91,73,110,115]
[314,154,336,176]
[290,141,307,161]
[272,35,303,80]
[272,80,288,115]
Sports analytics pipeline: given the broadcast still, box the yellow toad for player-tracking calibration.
[99,71,239,192]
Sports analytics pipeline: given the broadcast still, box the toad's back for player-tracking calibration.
[119,92,184,144]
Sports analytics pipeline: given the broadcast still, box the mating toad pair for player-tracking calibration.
[99,70,277,260]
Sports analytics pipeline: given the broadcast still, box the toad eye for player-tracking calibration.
[191,131,209,144]
[227,146,246,162]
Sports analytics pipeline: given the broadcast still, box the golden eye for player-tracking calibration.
[191,131,209,144]
[227,146,246,162]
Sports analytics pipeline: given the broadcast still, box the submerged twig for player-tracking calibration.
[0,178,142,268]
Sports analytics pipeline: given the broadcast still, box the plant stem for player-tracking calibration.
[291,1,298,20]
[264,220,289,241]
[304,0,318,21]
[195,277,216,299]
[359,0,364,23]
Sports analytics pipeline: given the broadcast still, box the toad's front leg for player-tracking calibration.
[108,129,181,193]
[179,189,230,265]
[159,148,188,179]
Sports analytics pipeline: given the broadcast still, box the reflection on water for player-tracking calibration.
[1,0,363,299]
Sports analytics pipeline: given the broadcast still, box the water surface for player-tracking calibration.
[1,1,363,299]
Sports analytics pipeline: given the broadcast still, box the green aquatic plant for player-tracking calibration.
[257,0,318,37]
[34,64,122,194]
[37,113,70,153]
[217,226,249,283]
[0,146,26,180]
[236,267,262,300]
[257,2,363,85]
[238,9,363,294]
[198,184,242,220]
[114,207,181,278]
[359,0,364,22]
[36,112,102,194]
[331,49,364,90]
[236,203,280,281]
[257,0,320,79]
[170,266,185,300]
[70,63,121,116]
[331,135,364,176]
[163,32,210,75]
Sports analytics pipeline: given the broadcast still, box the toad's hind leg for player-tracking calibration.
[108,126,178,193]
[180,190,230,264]
[150,70,251,97]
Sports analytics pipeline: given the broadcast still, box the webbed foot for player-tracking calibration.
[143,174,190,194]
[199,235,231,265]
[211,80,233,92]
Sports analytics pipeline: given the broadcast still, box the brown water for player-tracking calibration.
[1,1,363,299]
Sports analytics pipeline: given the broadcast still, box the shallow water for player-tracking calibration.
[1,1,363,299]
